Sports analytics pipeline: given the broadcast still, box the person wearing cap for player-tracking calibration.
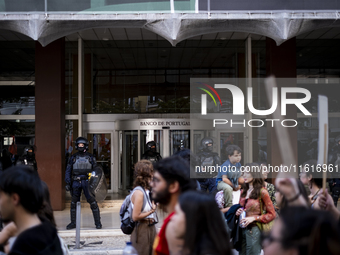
[65,137,102,229]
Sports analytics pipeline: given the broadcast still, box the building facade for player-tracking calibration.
[1,0,340,209]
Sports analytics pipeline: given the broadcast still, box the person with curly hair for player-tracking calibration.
[130,160,157,255]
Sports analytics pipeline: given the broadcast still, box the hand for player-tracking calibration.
[314,190,340,220]
[315,190,333,210]
[151,202,157,211]
[240,216,255,227]
[236,208,244,216]
[275,175,299,201]
[233,185,241,191]
[149,202,157,215]
[65,184,71,192]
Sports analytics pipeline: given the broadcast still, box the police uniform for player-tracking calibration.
[142,141,162,163]
[16,146,37,171]
[196,138,221,194]
[65,137,102,229]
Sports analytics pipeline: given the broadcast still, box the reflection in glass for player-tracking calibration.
[0,40,35,115]
[123,131,138,189]
[85,38,245,114]
[65,120,78,169]
[0,120,35,164]
[87,134,112,189]
[297,117,340,165]
[65,41,78,114]
[170,130,190,156]
[220,133,244,165]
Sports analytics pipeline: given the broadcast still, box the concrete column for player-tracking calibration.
[78,37,84,137]
[266,38,298,172]
[35,38,65,210]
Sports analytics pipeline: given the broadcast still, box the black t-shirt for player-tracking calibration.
[9,221,62,255]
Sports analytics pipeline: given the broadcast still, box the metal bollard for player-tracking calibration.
[75,201,81,249]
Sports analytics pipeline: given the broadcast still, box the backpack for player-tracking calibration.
[119,186,148,235]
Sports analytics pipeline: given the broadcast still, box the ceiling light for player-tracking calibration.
[102,37,109,41]
[220,37,226,40]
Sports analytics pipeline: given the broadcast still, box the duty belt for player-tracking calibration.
[73,176,88,181]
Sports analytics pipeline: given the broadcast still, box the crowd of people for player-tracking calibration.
[1,138,340,255]
[129,141,340,255]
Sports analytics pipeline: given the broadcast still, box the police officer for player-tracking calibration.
[196,138,221,194]
[65,137,102,229]
[16,146,37,171]
[141,141,162,163]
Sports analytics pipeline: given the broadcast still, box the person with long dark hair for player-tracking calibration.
[236,163,275,255]
[170,191,231,255]
[262,206,340,255]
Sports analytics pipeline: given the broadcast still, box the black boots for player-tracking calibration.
[90,201,102,229]
[66,201,102,229]
[66,203,76,230]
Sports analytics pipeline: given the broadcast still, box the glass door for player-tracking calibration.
[122,131,138,190]
[170,130,190,156]
[87,133,112,191]
[140,130,163,158]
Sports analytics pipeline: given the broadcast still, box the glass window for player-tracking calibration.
[0,40,35,115]
[65,41,78,115]
[220,132,244,165]
[0,120,35,164]
[122,131,138,189]
[170,130,190,156]
[65,120,78,155]
[87,133,112,189]
[82,35,245,114]
[140,130,163,158]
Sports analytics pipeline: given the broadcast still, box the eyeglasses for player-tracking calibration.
[261,232,282,247]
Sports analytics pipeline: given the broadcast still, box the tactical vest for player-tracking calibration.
[22,158,37,171]
[73,154,92,175]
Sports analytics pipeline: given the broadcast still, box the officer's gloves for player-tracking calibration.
[66,184,71,192]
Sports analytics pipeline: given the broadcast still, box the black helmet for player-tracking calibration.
[201,137,213,152]
[24,146,35,157]
[75,137,89,152]
[146,141,157,152]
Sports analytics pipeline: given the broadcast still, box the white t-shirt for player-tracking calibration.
[131,188,154,219]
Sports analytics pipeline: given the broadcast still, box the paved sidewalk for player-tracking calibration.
[55,201,165,255]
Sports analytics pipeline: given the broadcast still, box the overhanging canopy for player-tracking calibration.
[0,12,339,46]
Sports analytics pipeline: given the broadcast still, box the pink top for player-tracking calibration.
[239,188,275,224]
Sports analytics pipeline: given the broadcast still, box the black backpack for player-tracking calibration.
[119,186,148,235]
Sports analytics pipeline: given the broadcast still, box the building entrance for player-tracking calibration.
[84,117,247,193]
